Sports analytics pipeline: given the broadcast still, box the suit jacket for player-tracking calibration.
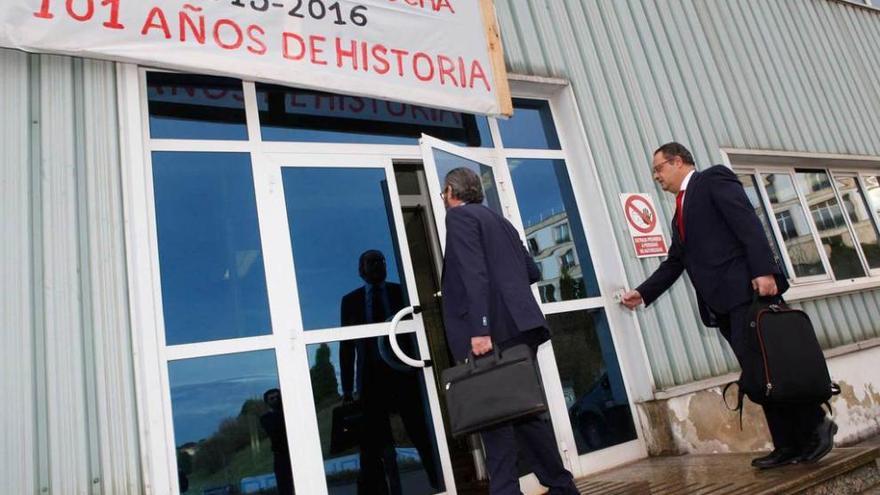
[338,283,406,397]
[441,203,546,361]
[636,165,789,326]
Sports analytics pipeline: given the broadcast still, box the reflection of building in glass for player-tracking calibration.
[762,173,825,277]
[524,211,583,303]
[751,171,880,280]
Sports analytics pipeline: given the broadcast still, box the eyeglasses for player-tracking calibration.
[652,157,676,174]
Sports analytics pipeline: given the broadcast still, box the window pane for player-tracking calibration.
[153,152,271,345]
[547,309,637,454]
[431,149,503,215]
[257,84,492,147]
[282,167,410,331]
[497,99,561,149]
[762,173,827,278]
[738,174,788,278]
[834,176,880,270]
[307,338,444,494]
[147,72,248,140]
[796,170,866,279]
[865,176,880,229]
[169,351,293,495]
[509,159,600,302]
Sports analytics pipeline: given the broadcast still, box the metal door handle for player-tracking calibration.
[388,305,430,368]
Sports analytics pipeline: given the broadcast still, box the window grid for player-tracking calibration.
[751,170,831,284]
[737,166,880,286]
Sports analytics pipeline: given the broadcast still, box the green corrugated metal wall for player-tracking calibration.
[495,0,880,388]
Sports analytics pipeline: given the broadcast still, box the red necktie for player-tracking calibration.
[675,190,685,240]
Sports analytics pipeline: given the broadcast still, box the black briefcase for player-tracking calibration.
[726,296,839,411]
[329,401,363,454]
[441,344,548,438]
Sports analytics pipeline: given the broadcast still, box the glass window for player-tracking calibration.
[147,72,248,141]
[153,152,272,345]
[762,173,827,278]
[508,158,601,302]
[796,170,866,279]
[431,149,503,215]
[834,176,880,270]
[738,174,787,277]
[168,350,293,495]
[281,167,410,331]
[257,84,492,147]
[865,176,880,225]
[497,99,561,149]
[306,337,444,494]
[547,310,637,455]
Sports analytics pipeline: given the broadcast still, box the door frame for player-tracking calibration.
[418,133,650,478]
[259,151,458,494]
[118,64,655,494]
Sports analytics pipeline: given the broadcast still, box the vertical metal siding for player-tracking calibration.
[0,49,141,494]
[496,0,880,388]
[1,47,38,495]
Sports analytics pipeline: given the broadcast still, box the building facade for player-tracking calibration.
[3,1,880,494]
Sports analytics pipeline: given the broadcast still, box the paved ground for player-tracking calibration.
[459,436,880,494]
[573,447,879,495]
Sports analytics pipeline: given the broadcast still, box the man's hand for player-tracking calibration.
[752,274,778,297]
[471,336,493,356]
[620,290,643,310]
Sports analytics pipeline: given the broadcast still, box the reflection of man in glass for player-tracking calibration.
[339,250,439,494]
[260,388,293,495]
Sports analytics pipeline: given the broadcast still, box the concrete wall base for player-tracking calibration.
[635,346,880,455]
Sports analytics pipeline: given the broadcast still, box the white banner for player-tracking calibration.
[0,0,509,115]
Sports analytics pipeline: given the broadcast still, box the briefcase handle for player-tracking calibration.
[467,348,504,371]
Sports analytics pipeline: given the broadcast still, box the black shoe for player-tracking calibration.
[800,418,837,464]
[751,448,801,469]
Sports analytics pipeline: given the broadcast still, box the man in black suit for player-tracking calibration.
[621,142,836,469]
[260,388,293,495]
[339,250,440,494]
[441,167,578,495]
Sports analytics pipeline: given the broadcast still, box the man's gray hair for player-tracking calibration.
[444,167,485,204]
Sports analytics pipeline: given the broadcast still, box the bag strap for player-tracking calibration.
[722,381,746,431]
[822,383,841,417]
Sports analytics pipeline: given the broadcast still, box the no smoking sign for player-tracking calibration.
[619,193,668,258]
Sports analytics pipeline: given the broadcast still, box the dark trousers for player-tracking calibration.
[717,304,825,451]
[480,331,578,495]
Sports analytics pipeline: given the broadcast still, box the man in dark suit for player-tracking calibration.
[440,167,578,495]
[339,250,440,494]
[260,388,293,495]
[621,142,836,469]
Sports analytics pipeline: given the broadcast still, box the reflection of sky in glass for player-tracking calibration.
[508,159,600,298]
[169,350,279,445]
[282,167,407,330]
[432,149,503,215]
[153,152,272,345]
[497,99,561,150]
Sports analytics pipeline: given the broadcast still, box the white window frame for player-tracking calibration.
[726,150,880,302]
[119,66,657,493]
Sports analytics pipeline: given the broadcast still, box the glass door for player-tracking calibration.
[419,135,645,479]
[259,152,455,495]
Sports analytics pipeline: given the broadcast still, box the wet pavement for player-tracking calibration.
[574,447,880,495]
